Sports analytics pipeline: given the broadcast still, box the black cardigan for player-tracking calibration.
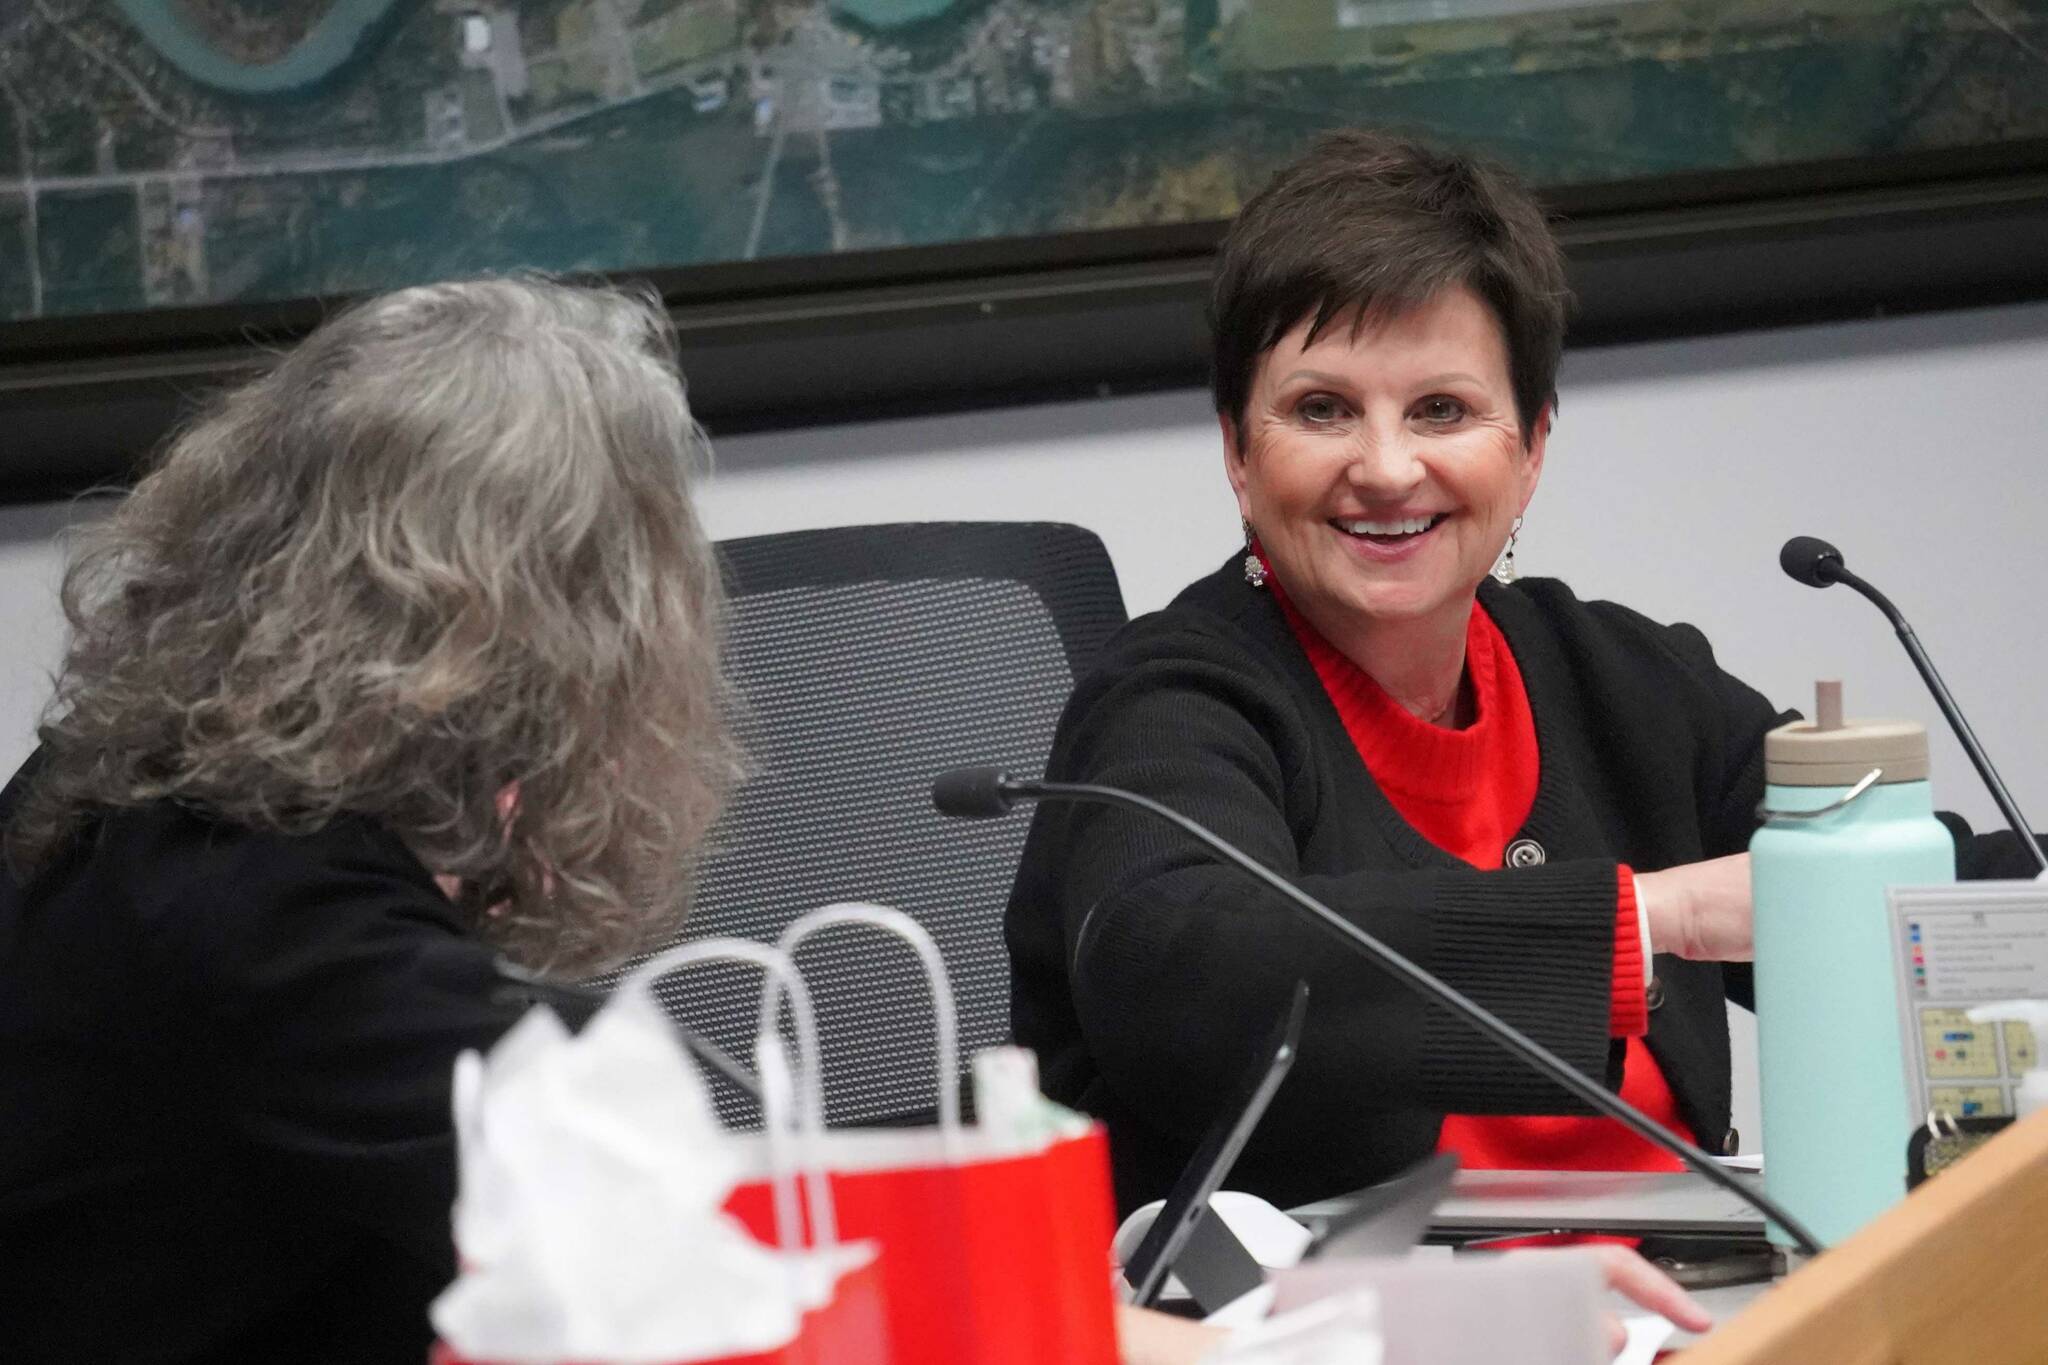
[1007,557,2034,1214]
[0,766,549,1365]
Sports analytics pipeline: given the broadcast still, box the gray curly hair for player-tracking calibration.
[8,277,741,975]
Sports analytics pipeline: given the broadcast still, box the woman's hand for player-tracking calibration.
[1115,1246,1712,1363]
[1582,1244,1715,1355]
[1116,1304,1224,1365]
[1636,853,1754,961]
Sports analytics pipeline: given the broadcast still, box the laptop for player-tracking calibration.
[1294,1168,1769,1243]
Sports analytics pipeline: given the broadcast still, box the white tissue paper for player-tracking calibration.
[430,990,861,1365]
[973,1046,1093,1155]
[1273,1251,1604,1365]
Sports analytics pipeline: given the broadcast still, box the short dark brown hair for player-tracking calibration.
[1210,130,1570,444]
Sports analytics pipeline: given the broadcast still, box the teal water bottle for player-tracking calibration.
[1750,680,1954,1250]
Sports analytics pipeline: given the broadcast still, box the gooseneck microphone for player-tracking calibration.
[934,766,1826,1255]
[1776,535,1847,590]
[1779,536,2048,873]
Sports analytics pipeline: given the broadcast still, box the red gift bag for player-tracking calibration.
[725,1124,1117,1365]
[432,1248,883,1365]
[434,938,895,1365]
[432,1250,884,1365]
[685,1245,891,1365]
[430,1204,889,1365]
[718,904,1121,1365]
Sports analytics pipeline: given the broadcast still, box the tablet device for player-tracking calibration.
[1122,980,1309,1308]
[1302,1150,1458,1261]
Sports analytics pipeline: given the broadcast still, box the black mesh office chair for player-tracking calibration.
[601,522,1127,1129]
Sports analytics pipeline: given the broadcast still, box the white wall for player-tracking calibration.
[0,499,105,770]
[8,297,2048,1151]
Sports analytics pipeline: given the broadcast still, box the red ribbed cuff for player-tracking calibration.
[1610,866,1649,1038]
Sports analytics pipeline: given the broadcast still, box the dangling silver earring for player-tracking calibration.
[1492,516,1523,585]
[1241,518,1267,588]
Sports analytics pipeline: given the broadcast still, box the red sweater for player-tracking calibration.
[1272,584,1693,1170]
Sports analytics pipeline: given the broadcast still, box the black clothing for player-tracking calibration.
[0,766,532,1365]
[1006,559,2033,1213]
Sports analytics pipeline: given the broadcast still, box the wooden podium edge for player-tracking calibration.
[1680,1109,2048,1363]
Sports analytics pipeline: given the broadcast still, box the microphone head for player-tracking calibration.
[1780,536,1847,589]
[931,767,1017,819]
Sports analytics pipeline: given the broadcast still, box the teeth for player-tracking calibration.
[1340,515,1438,536]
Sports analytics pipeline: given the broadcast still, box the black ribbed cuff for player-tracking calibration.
[1415,860,1622,1114]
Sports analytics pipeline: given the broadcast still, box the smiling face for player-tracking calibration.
[1224,285,1547,652]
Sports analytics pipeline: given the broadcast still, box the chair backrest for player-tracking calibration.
[602,522,1127,1128]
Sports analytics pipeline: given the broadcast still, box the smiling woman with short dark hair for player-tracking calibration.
[1008,129,1800,1215]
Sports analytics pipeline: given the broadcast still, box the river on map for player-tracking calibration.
[110,0,407,95]
[829,0,961,29]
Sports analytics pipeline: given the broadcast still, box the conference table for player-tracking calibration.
[1271,1121,2048,1361]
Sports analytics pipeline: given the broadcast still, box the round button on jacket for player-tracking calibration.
[1646,976,1667,1012]
[1503,838,1546,868]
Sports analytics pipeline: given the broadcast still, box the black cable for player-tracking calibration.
[987,774,1826,1256]
[1826,564,2048,874]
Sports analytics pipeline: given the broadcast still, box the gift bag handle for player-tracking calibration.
[759,902,963,1145]
[751,1030,812,1265]
[619,938,838,1251]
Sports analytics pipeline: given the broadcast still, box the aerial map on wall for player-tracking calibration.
[1,0,2044,321]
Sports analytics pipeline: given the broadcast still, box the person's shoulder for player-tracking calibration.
[1489,573,1662,631]
[1048,558,1328,770]
[1486,577,1786,745]
[1486,575,1731,681]
[1092,555,1297,676]
[34,798,468,987]
[118,799,442,905]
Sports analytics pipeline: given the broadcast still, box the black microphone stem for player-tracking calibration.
[1828,566,2048,874]
[1010,776,1828,1256]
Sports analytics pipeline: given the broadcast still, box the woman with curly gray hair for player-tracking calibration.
[0,277,739,1364]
